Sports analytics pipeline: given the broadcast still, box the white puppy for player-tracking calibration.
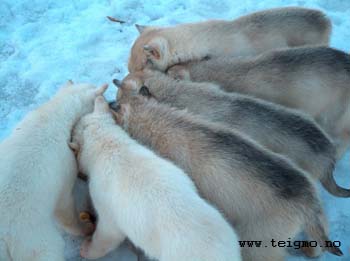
[0,81,107,261]
[70,96,241,261]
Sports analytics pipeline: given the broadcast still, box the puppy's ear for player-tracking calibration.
[143,44,161,60]
[139,86,151,97]
[95,83,108,96]
[63,80,74,88]
[167,66,190,81]
[69,142,79,155]
[135,24,147,34]
[94,96,109,113]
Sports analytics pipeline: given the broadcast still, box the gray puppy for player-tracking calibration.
[129,7,331,72]
[167,46,350,157]
[111,95,342,261]
[113,70,350,197]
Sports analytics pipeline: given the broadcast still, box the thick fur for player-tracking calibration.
[112,96,342,261]
[128,7,331,72]
[71,97,241,261]
[167,46,350,158]
[115,71,350,197]
[0,82,107,261]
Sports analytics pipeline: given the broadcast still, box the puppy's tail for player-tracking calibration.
[320,159,350,197]
[304,206,343,256]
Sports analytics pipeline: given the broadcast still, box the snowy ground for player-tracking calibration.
[1,0,350,260]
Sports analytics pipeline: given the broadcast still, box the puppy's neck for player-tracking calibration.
[42,94,86,138]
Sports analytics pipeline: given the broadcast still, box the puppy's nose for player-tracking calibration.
[109,101,117,109]
[108,101,121,112]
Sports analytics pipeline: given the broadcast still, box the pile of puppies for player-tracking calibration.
[0,6,349,261]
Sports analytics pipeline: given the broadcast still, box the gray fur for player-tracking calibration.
[116,71,349,197]
[167,46,350,157]
[112,97,342,260]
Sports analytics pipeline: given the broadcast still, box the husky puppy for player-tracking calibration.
[69,96,241,261]
[0,81,107,261]
[167,46,350,157]
[113,71,350,197]
[111,96,342,261]
[128,7,331,72]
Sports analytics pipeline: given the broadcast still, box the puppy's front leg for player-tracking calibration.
[81,220,126,259]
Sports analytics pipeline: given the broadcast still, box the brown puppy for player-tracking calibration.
[113,71,350,197]
[111,96,342,261]
[167,46,350,158]
[129,7,331,72]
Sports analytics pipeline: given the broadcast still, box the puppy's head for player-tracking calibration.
[69,123,84,173]
[110,100,131,129]
[93,95,111,115]
[109,93,153,130]
[113,71,154,104]
[61,81,108,97]
[69,95,111,175]
[128,25,170,72]
[59,81,109,115]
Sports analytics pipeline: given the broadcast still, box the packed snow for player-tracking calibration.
[1,0,349,260]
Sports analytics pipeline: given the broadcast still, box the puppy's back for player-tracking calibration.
[235,7,331,45]
[82,116,241,261]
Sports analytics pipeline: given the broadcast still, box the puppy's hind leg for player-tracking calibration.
[334,103,350,158]
[80,220,126,259]
[55,189,83,236]
[238,215,300,261]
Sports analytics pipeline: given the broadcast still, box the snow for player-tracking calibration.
[1,0,349,260]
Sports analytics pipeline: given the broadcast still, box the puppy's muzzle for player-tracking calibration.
[108,101,121,112]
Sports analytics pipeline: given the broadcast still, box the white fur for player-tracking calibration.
[0,82,107,261]
[72,96,241,261]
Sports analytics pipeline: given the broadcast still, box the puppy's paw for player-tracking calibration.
[82,222,96,236]
[301,246,322,258]
[80,238,93,258]
[79,211,96,236]
[61,222,85,237]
